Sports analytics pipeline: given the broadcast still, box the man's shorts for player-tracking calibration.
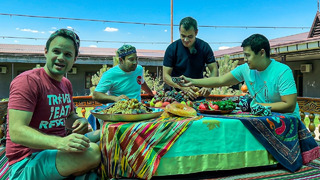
[9,149,65,180]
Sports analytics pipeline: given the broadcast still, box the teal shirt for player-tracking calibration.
[95,65,144,101]
[231,59,300,118]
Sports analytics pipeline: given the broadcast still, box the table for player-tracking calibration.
[99,111,320,180]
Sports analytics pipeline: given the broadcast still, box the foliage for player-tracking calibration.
[142,68,164,93]
[89,64,110,95]
[218,55,239,76]
[33,64,42,69]
[211,86,242,95]
[211,55,242,95]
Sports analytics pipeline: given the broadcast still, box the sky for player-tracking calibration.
[0,0,318,51]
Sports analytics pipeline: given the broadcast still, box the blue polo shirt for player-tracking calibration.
[163,38,216,79]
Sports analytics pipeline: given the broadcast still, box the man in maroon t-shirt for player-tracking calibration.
[6,29,101,179]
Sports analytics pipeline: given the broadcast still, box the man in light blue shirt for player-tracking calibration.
[181,34,299,117]
[93,45,153,103]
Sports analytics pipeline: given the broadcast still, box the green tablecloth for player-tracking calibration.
[155,117,277,176]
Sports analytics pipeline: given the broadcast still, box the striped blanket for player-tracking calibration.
[0,147,9,180]
[100,116,201,180]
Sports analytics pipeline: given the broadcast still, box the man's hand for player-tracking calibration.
[72,117,89,134]
[180,87,197,100]
[180,75,193,87]
[198,87,212,97]
[57,133,90,152]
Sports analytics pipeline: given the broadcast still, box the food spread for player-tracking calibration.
[102,99,152,114]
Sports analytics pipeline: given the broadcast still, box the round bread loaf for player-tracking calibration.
[166,102,197,117]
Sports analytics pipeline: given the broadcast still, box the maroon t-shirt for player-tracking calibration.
[6,68,74,165]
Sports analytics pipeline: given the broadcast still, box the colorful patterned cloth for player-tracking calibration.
[199,111,320,172]
[100,116,201,180]
[0,147,9,180]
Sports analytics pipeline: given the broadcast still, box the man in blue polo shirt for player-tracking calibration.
[163,16,218,100]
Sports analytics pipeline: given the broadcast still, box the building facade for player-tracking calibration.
[0,46,164,99]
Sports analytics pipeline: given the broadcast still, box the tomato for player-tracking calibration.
[199,103,207,110]
[212,104,219,110]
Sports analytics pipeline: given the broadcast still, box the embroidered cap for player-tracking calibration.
[116,44,136,58]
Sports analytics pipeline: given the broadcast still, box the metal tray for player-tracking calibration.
[90,107,164,122]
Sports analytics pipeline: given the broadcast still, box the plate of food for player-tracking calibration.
[198,109,234,115]
[90,99,164,122]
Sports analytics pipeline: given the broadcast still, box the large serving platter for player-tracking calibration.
[90,106,164,122]
[199,109,233,115]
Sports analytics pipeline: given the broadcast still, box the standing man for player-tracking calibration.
[181,34,299,117]
[163,16,218,100]
[6,29,101,179]
[92,44,154,104]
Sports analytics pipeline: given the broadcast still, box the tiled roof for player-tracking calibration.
[214,32,320,57]
[308,11,320,38]
[0,44,44,54]
[0,44,165,59]
[214,11,320,58]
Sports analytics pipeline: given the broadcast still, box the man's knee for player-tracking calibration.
[87,143,101,167]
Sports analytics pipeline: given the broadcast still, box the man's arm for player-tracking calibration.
[259,94,297,113]
[207,62,218,77]
[92,91,129,104]
[182,72,240,88]
[141,82,154,96]
[9,109,90,152]
[163,66,181,89]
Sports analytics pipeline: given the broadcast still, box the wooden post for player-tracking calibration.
[0,125,3,139]
[300,111,305,125]
[308,113,316,137]
[171,0,173,43]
